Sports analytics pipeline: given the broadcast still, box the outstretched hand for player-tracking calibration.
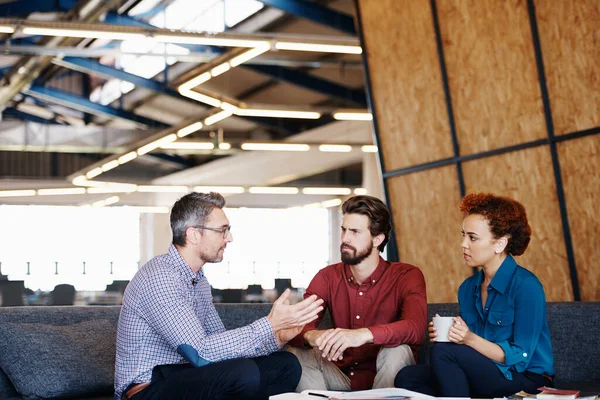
[267,289,324,333]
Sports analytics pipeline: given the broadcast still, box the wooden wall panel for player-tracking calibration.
[388,166,467,303]
[558,136,600,301]
[438,0,546,154]
[358,0,454,171]
[537,0,600,135]
[462,147,573,301]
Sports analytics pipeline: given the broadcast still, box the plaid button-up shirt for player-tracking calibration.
[114,244,279,399]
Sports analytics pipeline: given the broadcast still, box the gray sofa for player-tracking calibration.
[0,302,598,399]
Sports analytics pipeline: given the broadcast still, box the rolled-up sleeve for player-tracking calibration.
[496,277,546,371]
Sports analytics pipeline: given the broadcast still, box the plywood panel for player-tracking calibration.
[438,0,546,154]
[358,0,453,171]
[462,147,573,301]
[537,0,600,135]
[388,166,466,303]
[558,135,600,301]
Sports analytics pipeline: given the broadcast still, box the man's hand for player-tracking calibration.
[275,326,304,347]
[303,329,329,348]
[315,328,373,362]
[267,289,324,332]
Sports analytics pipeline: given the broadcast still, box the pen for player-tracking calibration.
[307,393,329,398]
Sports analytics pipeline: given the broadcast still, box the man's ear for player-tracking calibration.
[185,226,200,245]
[373,233,384,249]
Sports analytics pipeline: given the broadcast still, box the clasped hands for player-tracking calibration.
[267,289,324,347]
[304,327,373,362]
[429,313,472,345]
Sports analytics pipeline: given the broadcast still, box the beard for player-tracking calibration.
[340,243,373,265]
[200,246,225,263]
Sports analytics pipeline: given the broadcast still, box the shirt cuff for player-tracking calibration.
[256,316,281,352]
[497,340,529,367]
[367,326,386,345]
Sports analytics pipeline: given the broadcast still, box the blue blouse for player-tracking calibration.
[457,255,555,380]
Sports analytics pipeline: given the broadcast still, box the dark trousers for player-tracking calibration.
[129,351,301,400]
[394,343,551,398]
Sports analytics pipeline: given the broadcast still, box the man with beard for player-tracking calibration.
[115,192,323,400]
[288,195,427,391]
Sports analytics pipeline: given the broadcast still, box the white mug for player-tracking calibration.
[433,316,455,342]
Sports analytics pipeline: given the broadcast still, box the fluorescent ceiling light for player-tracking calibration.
[321,199,343,208]
[249,187,299,194]
[101,160,120,172]
[193,186,245,194]
[0,25,15,34]
[354,188,368,195]
[302,187,352,195]
[235,109,321,119]
[37,188,87,196]
[218,143,231,150]
[161,142,215,150]
[72,175,88,186]
[87,184,137,194]
[220,102,239,113]
[361,145,378,153]
[204,110,232,126]
[22,27,146,41]
[333,112,373,121]
[137,185,189,193]
[137,133,178,155]
[178,72,211,91]
[229,44,271,67]
[86,167,103,179]
[179,88,222,108]
[274,41,362,54]
[241,143,310,151]
[302,202,322,208]
[210,63,231,77]
[154,35,267,48]
[104,196,120,206]
[318,144,353,153]
[124,206,170,214]
[177,121,203,138]
[118,151,138,165]
[0,189,36,197]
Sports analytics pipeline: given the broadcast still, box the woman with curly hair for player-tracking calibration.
[394,193,555,397]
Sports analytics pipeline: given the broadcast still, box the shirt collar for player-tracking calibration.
[168,243,203,283]
[344,256,388,286]
[472,255,517,295]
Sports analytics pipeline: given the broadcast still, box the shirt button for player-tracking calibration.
[523,353,528,357]
[354,362,358,365]
[497,321,502,325]
[356,315,360,319]
[350,372,354,376]
[359,292,363,296]
[372,279,376,283]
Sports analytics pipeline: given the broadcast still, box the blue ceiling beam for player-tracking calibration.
[258,0,356,35]
[26,85,168,129]
[2,108,63,125]
[103,12,362,106]
[0,0,77,16]
[245,64,366,106]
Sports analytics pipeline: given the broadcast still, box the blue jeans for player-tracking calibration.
[129,351,301,400]
[394,343,551,398]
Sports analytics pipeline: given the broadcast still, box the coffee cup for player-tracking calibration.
[433,316,455,342]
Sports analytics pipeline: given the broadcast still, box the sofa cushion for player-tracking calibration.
[0,312,117,399]
[0,367,19,398]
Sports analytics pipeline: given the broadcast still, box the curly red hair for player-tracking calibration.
[459,193,531,256]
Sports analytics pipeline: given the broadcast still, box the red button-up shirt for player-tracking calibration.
[289,257,427,390]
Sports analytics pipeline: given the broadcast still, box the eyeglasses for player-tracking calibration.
[193,225,231,239]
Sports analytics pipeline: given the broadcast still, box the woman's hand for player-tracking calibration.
[448,316,472,345]
[428,313,439,342]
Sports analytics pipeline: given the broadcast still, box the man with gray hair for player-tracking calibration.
[115,192,323,400]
